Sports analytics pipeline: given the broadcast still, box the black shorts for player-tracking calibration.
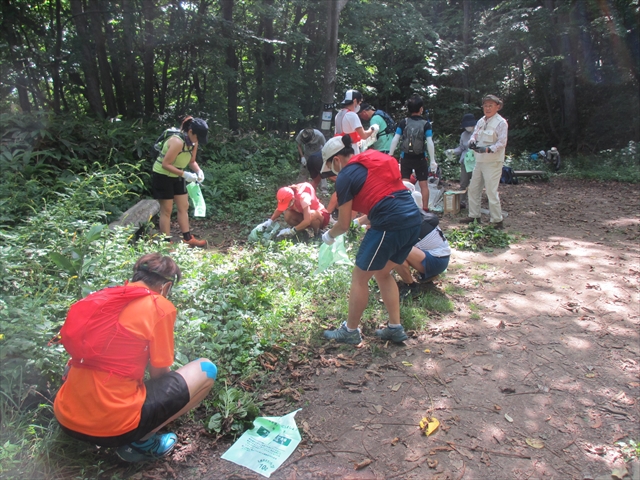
[401,154,429,181]
[59,371,191,448]
[152,172,188,200]
[306,151,324,180]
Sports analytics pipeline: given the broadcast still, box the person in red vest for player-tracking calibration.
[319,135,422,344]
[256,182,330,237]
[54,253,216,462]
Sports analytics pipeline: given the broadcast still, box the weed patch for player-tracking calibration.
[446,223,514,251]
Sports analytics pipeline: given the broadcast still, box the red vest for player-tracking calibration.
[347,150,407,214]
[61,285,159,380]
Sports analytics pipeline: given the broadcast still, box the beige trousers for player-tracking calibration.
[468,160,503,223]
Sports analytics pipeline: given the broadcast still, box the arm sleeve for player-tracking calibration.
[492,120,508,152]
[149,301,176,368]
[389,120,405,156]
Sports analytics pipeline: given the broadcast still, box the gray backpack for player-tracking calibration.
[402,117,427,154]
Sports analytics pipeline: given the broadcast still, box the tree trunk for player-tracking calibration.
[142,0,157,116]
[88,0,117,117]
[261,0,276,130]
[558,2,578,148]
[52,0,62,113]
[121,0,142,117]
[101,0,127,115]
[222,0,239,131]
[319,0,348,137]
[69,0,105,118]
[462,0,470,104]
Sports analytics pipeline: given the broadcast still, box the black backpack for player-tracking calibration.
[500,166,519,185]
[150,128,188,159]
[401,117,427,154]
[374,110,396,136]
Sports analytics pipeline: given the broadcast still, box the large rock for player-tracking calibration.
[109,199,160,230]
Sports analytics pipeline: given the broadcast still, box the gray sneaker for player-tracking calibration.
[375,324,408,343]
[324,322,362,344]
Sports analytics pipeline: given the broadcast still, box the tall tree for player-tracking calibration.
[320,0,348,137]
[222,0,239,131]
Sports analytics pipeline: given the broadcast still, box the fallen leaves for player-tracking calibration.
[525,438,545,449]
[354,458,372,470]
[419,416,440,436]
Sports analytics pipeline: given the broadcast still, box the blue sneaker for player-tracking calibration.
[375,324,408,343]
[116,432,178,462]
[324,322,362,345]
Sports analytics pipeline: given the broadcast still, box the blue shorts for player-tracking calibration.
[356,225,420,271]
[420,252,450,279]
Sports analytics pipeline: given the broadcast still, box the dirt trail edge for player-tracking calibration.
[147,178,639,480]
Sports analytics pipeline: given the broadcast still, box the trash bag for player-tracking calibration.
[314,234,353,275]
[248,221,281,244]
[463,150,476,173]
[186,182,206,217]
[427,178,444,212]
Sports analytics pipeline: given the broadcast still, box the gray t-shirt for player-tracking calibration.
[295,129,326,158]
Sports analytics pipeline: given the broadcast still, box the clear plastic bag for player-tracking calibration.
[427,178,444,212]
[248,221,281,244]
[314,234,352,274]
[186,182,206,217]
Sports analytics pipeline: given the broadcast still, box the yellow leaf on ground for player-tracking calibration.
[391,383,402,392]
[419,416,440,436]
[402,361,413,367]
[526,438,545,449]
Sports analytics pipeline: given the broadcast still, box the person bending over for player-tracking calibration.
[152,116,208,247]
[394,213,451,298]
[257,182,330,238]
[320,135,422,344]
[54,253,216,462]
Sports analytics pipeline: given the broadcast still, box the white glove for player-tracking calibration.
[352,218,360,227]
[430,160,438,172]
[183,171,198,183]
[256,219,273,232]
[322,231,335,245]
[445,149,454,155]
[197,170,205,183]
[277,227,295,238]
[371,123,380,133]
[300,156,307,167]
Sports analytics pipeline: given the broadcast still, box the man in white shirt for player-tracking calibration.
[461,95,509,229]
[334,89,376,155]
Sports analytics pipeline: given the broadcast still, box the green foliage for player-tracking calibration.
[447,223,514,251]
[206,385,261,438]
[562,142,640,183]
[616,438,640,462]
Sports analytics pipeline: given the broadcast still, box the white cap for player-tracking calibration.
[321,136,349,173]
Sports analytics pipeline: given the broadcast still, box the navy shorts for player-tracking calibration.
[356,224,420,271]
[401,154,429,181]
[59,371,190,448]
[420,252,450,279]
[152,172,188,200]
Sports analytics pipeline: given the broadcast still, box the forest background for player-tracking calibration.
[0,0,639,477]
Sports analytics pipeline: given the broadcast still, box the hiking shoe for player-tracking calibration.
[399,282,420,299]
[375,324,408,343]
[183,236,207,248]
[116,432,178,463]
[323,322,362,345]
[491,221,504,230]
[460,217,481,224]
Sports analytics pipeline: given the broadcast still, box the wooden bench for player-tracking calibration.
[512,170,548,181]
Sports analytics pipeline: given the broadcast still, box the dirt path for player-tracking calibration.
[140,178,639,480]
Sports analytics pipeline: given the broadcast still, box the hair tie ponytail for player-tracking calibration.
[342,135,352,148]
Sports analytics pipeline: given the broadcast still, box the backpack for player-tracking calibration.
[401,117,427,154]
[150,128,188,159]
[60,285,156,379]
[500,166,519,185]
[374,110,396,136]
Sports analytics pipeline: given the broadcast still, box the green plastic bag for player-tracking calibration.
[248,221,280,244]
[186,182,206,217]
[464,150,476,173]
[314,234,353,275]
[221,409,302,478]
